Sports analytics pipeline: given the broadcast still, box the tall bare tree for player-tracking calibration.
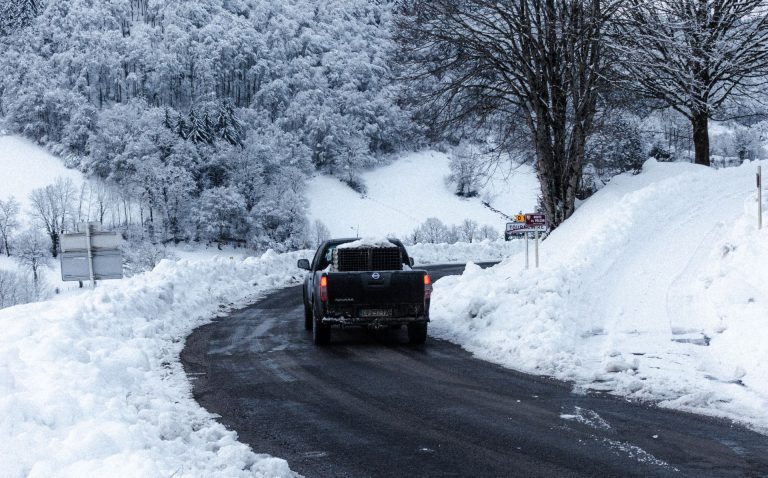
[396,0,617,227]
[0,196,20,256]
[13,228,51,298]
[28,177,77,257]
[612,0,768,166]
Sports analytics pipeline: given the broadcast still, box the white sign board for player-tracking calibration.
[61,250,123,281]
[506,222,545,234]
[61,232,121,251]
[60,225,123,282]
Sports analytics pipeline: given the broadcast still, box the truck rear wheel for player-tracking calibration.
[407,322,427,344]
[304,302,313,331]
[313,309,331,345]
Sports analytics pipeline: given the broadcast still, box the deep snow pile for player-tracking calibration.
[0,251,306,477]
[409,239,524,265]
[307,151,539,237]
[431,159,768,432]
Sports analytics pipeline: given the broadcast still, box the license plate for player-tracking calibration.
[360,309,391,318]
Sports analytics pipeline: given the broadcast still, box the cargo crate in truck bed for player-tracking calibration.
[333,246,402,272]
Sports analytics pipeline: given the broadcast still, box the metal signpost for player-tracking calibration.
[525,213,547,268]
[758,166,763,230]
[60,222,123,287]
[507,213,547,269]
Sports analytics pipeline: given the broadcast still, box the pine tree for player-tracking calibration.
[162,107,173,129]
[174,114,188,140]
[202,112,214,144]
[187,108,209,144]
[216,101,242,146]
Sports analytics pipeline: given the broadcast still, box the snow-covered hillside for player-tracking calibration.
[0,135,83,211]
[431,159,768,432]
[307,151,539,237]
[0,135,87,292]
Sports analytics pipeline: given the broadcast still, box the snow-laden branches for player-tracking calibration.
[611,0,768,165]
[396,0,620,226]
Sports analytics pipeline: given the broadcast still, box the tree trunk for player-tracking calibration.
[51,232,59,258]
[691,111,711,167]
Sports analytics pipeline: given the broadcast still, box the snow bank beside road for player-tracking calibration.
[0,251,306,478]
[431,159,768,432]
[409,239,525,265]
[697,197,768,399]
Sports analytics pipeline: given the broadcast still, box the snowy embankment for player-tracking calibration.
[307,151,539,237]
[409,239,524,266]
[431,159,768,432]
[0,251,306,478]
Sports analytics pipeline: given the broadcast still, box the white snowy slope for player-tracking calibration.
[0,135,87,291]
[0,251,305,478]
[0,135,84,211]
[430,159,768,432]
[307,151,539,237]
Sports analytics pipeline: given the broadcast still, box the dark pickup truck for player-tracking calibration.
[297,238,432,345]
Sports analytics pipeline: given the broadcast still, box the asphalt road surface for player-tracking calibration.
[181,264,768,477]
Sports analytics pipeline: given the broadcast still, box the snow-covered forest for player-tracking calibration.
[2,0,768,301]
[0,0,414,252]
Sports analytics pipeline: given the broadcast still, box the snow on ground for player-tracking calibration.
[307,151,539,238]
[430,159,768,433]
[0,251,307,477]
[0,135,87,293]
[0,135,83,212]
[409,239,525,266]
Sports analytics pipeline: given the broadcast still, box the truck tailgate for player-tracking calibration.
[327,271,425,307]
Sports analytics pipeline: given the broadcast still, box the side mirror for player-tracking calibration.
[297,259,311,271]
[409,257,415,267]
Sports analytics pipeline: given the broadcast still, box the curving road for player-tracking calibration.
[181,264,768,478]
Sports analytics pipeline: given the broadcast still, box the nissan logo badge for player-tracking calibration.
[372,272,380,280]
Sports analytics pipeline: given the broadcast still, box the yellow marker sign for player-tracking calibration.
[515,214,525,223]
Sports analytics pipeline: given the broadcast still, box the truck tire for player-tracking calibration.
[313,309,331,345]
[304,301,313,331]
[407,322,427,344]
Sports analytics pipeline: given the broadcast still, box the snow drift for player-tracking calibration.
[431,159,768,432]
[0,251,306,477]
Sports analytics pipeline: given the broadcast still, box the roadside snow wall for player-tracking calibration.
[0,251,306,478]
[431,159,768,433]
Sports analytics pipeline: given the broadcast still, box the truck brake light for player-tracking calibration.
[319,275,328,302]
[424,274,432,300]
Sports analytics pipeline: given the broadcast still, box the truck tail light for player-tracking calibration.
[424,274,432,300]
[319,275,328,303]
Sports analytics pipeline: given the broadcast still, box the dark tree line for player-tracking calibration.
[167,102,243,146]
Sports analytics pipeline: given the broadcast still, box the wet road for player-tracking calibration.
[181,264,768,477]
